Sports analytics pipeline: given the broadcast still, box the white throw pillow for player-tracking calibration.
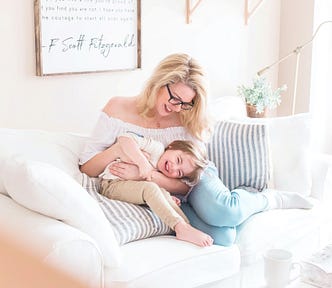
[2,156,122,268]
[267,113,312,195]
[236,113,312,195]
[0,128,86,195]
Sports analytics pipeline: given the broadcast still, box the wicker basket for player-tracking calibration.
[246,104,266,118]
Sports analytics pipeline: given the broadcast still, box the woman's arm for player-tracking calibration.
[79,97,129,177]
[80,146,120,177]
[150,170,190,194]
[79,135,153,178]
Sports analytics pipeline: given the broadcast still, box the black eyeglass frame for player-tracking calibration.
[166,84,194,110]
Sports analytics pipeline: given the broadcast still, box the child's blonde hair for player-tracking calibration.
[136,53,213,141]
[166,140,208,186]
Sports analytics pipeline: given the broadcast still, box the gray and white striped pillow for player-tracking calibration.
[81,174,172,245]
[207,120,270,191]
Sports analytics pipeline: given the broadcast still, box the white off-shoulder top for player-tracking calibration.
[79,112,199,165]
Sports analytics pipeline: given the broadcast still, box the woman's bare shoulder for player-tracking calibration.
[103,96,137,117]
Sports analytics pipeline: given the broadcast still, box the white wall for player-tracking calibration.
[277,0,332,153]
[311,0,332,153]
[278,0,315,116]
[0,0,280,134]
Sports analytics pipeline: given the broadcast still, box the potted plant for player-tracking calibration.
[237,76,287,118]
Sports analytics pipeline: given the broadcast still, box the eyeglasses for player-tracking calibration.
[166,84,194,111]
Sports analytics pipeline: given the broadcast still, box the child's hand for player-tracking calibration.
[139,166,154,181]
[142,151,151,160]
[108,162,141,180]
[172,196,181,206]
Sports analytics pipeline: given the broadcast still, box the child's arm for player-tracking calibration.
[107,162,190,194]
[149,170,190,194]
[117,135,154,180]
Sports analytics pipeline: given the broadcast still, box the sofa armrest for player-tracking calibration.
[311,153,332,200]
[0,194,104,288]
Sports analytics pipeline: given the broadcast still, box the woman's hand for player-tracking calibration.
[108,162,142,180]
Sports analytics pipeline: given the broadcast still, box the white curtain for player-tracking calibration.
[310,0,332,154]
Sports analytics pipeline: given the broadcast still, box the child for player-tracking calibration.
[99,131,213,247]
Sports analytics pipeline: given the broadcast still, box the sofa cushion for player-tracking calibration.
[81,174,172,245]
[236,198,321,266]
[106,236,241,288]
[2,156,122,269]
[0,128,86,195]
[207,120,270,191]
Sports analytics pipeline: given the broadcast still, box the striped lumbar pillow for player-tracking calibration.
[207,120,270,191]
[81,174,172,245]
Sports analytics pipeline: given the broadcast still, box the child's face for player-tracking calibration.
[157,149,196,179]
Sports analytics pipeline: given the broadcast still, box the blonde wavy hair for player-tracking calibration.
[165,140,208,186]
[136,53,212,141]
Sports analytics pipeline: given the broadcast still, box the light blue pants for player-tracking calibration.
[181,163,269,246]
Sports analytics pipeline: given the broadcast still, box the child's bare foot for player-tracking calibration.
[174,221,213,247]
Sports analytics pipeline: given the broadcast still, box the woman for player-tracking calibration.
[79,53,313,246]
[80,53,214,246]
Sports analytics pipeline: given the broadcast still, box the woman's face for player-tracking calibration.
[155,82,196,117]
[157,149,196,179]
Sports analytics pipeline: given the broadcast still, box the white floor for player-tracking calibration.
[198,260,317,288]
[199,275,315,288]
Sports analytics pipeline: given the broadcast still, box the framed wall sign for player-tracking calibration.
[34,0,141,76]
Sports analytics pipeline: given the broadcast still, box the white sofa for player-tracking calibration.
[0,97,331,288]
